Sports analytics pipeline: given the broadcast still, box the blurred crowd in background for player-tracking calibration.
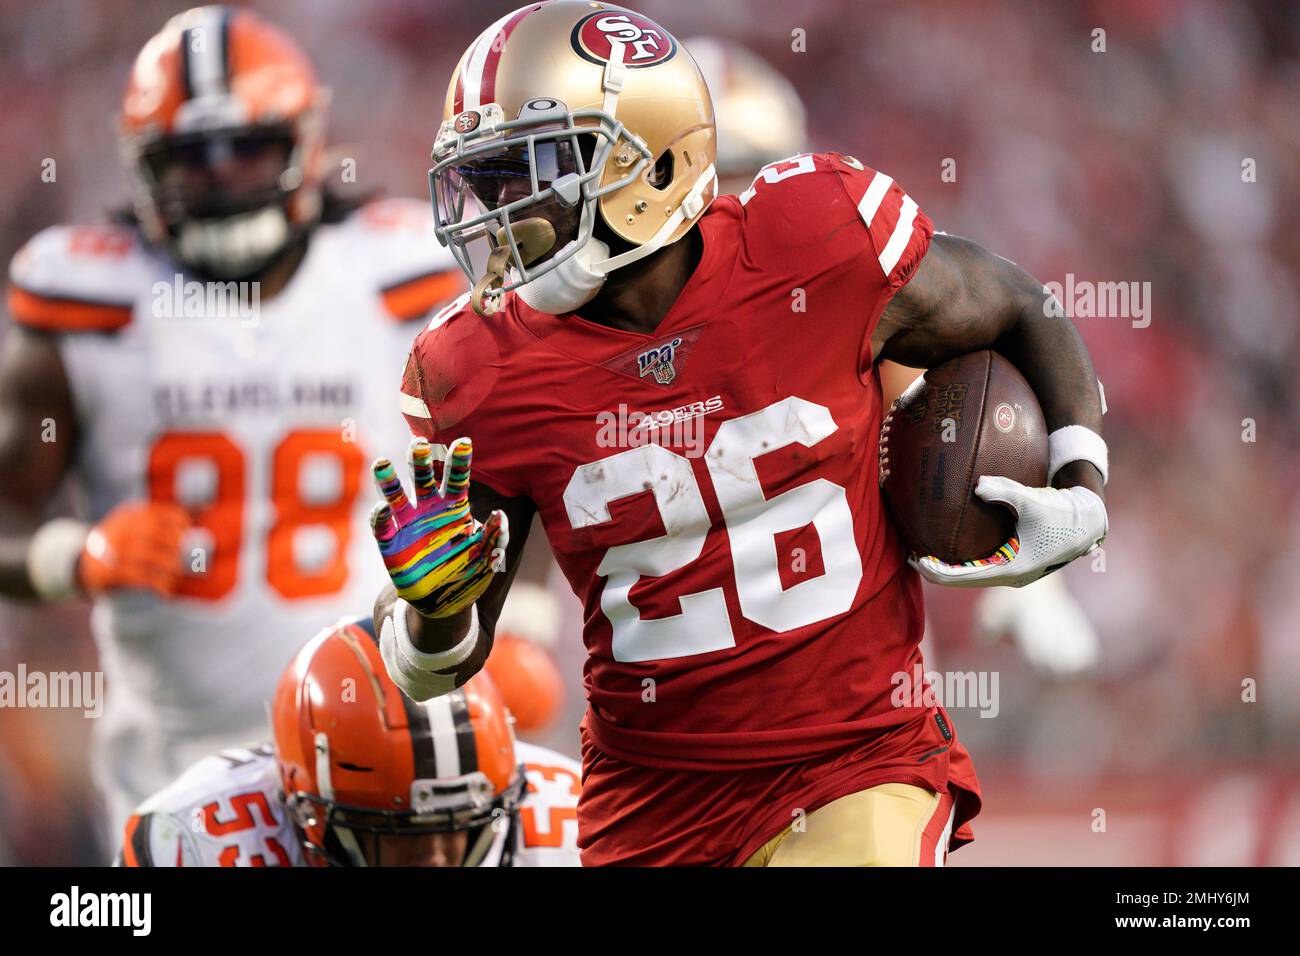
[0,0,1296,865]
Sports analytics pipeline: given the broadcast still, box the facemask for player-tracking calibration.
[175,204,291,279]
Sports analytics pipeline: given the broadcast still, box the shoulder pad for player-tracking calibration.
[401,291,499,435]
[124,746,298,867]
[733,153,863,269]
[337,198,467,321]
[736,152,850,211]
[737,151,932,290]
[7,224,153,333]
[826,151,933,288]
[516,741,583,780]
[119,811,202,867]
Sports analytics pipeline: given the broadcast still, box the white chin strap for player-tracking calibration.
[464,815,511,867]
[515,163,718,316]
[598,163,716,274]
[516,236,610,314]
[176,205,290,277]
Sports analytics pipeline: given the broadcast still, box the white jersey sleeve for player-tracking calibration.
[118,744,306,867]
[7,221,157,333]
[330,197,464,322]
[511,741,582,867]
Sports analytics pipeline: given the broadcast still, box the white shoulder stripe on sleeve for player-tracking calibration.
[878,195,919,277]
[400,391,431,418]
[856,171,894,228]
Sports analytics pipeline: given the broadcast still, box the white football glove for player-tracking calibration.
[911,475,1107,588]
[974,572,1101,677]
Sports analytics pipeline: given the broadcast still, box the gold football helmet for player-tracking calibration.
[429,1,717,315]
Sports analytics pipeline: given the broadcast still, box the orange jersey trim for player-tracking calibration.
[380,269,464,321]
[120,814,145,867]
[7,285,132,332]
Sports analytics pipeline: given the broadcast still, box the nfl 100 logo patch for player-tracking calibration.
[637,337,683,385]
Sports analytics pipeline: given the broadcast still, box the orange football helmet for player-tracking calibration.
[485,580,565,732]
[119,5,328,278]
[272,617,526,867]
[484,636,564,733]
[429,0,717,315]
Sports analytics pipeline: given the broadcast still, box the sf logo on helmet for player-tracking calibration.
[572,12,677,66]
[454,110,481,134]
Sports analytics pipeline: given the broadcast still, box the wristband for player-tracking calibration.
[1048,425,1109,486]
[27,518,90,600]
[379,601,479,701]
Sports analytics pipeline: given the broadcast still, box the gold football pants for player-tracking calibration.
[742,783,956,867]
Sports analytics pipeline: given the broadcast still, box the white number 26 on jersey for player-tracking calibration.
[563,397,863,663]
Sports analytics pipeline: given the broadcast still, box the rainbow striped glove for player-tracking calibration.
[369,437,509,619]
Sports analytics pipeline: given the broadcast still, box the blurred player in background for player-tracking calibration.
[691,34,1100,680]
[118,617,580,867]
[683,36,809,196]
[0,5,461,847]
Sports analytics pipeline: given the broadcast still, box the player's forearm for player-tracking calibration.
[373,582,473,653]
[0,325,82,597]
[374,583,490,700]
[0,527,45,597]
[994,293,1105,499]
[0,502,87,599]
[878,235,1108,500]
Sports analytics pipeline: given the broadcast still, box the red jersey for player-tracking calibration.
[402,152,981,860]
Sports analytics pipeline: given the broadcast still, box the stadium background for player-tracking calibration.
[0,0,1296,865]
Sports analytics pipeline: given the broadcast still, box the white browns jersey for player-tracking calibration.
[119,741,582,867]
[120,744,305,867]
[513,741,582,867]
[6,199,463,830]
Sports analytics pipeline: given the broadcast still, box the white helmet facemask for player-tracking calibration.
[174,204,292,279]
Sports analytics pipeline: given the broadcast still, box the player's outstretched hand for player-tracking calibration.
[369,437,509,619]
[79,501,190,597]
[911,476,1107,588]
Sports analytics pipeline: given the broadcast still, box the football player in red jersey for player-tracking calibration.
[368,1,1109,866]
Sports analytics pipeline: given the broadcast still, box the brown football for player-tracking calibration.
[879,350,1048,564]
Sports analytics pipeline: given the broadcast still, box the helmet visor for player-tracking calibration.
[139,124,297,224]
[432,129,587,281]
[447,136,580,213]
